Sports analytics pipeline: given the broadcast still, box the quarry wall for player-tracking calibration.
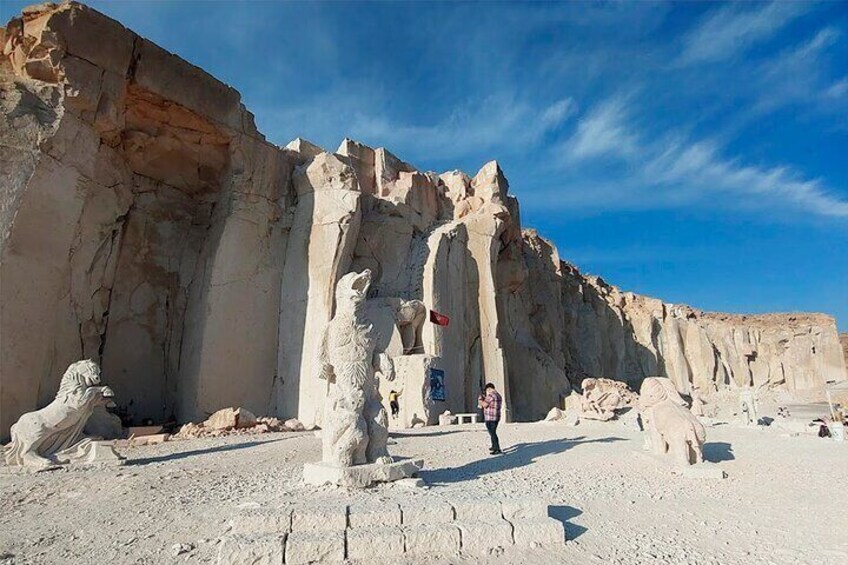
[1,2,844,438]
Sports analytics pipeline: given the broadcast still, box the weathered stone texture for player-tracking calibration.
[558,262,847,397]
[1,1,845,439]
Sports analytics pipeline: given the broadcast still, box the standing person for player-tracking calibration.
[388,390,400,420]
[478,383,502,454]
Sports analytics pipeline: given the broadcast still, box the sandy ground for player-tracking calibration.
[1,418,846,565]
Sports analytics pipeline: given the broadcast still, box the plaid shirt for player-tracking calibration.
[482,390,502,422]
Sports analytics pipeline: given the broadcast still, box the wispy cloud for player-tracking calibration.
[677,2,811,65]
[552,97,848,218]
[349,95,578,161]
[826,77,848,99]
[753,27,844,113]
[562,96,638,161]
[260,91,578,164]
[645,138,848,217]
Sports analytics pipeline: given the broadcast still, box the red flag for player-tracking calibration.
[429,309,450,327]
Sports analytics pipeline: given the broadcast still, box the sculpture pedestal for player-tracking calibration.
[303,459,423,488]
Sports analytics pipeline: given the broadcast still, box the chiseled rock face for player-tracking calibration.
[555,257,847,395]
[1,2,845,438]
[0,1,289,438]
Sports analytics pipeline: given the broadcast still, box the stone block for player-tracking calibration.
[128,433,169,446]
[348,502,401,529]
[501,498,549,522]
[216,534,285,565]
[302,459,422,488]
[290,505,347,532]
[452,499,503,522]
[400,500,454,526]
[458,519,514,554]
[511,518,566,548]
[231,508,292,535]
[403,524,461,555]
[127,425,163,437]
[284,531,345,564]
[346,527,405,560]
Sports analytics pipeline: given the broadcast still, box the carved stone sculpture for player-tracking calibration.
[386,298,426,354]
[738,390,759,425]
[639,377,705,466]
[4,360,121,468]
[579,378,636,421]
[318,269,396,466]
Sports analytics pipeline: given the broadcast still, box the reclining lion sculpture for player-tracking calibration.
[4,360,117,468]
[639,377,705,466]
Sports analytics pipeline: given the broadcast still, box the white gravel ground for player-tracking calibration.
[1,418,846,564]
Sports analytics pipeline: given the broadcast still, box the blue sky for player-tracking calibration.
[4,1,847,329]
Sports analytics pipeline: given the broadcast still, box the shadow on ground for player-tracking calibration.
[420,436,625,485]
[390,428,474,439]
[549,505,586,541]
[127,438,288,466]
[703,441,735,462]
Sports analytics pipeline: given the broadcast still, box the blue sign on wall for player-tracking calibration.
[429,368,445,402]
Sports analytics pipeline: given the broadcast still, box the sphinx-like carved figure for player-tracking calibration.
[318,269,395,467]
[639,377,705,466]
[4,360,116,468]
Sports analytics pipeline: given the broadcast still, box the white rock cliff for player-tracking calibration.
[1,2,845,439]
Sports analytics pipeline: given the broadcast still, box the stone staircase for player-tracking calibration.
[218,498,566,563]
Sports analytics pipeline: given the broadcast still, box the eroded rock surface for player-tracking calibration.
[1,2,845,440]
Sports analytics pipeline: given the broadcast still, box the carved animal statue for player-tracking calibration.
[579,377,636,421]
[4,360,116,468]
[386,298,426,354]
[639,377,705,466]
[738,390,759,425]
[318,269,395,467]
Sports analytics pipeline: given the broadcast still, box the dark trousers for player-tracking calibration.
[390,401,399,417]
[485,419,501,452]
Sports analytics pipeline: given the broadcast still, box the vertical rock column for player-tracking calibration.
[177,140,293,422]
[276,153,362,427]
[456,162,513,419]
[421,223,472,414]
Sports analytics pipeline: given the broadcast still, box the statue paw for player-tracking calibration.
[375,456,393,465]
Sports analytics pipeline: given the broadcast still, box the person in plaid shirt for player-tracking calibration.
[478,383,502,454]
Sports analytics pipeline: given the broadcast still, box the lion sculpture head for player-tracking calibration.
[56,359,115,405]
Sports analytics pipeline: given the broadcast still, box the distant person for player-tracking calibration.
[389,390,401,420]
[478,383,502,454]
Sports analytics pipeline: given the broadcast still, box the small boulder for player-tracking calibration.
[204,407,258,430]
[284,418,306,432]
